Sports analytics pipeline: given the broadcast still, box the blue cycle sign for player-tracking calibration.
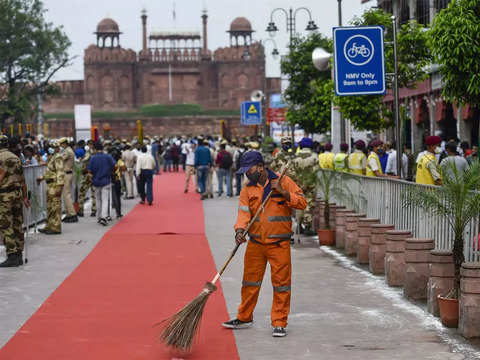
[333,26,385,96]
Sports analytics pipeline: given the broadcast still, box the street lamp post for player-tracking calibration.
[266,7,318,141]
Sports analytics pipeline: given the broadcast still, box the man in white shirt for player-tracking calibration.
[184,143,197,193]
[385,143,409,178]
[136,145,156,205]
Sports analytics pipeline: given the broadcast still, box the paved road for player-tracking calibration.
[203,196,480,360]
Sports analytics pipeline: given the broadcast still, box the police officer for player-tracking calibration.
[292,137,319,236]
[416,135,442,185]
[78,139,97,217]
[59,137,78,222]
[270,136,294,173]
[334,143,350,172]
[0,135,30,267]
[37,141,64,234]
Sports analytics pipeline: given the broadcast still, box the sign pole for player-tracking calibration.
[392,16,402,178]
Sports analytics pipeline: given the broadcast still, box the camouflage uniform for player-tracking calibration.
[78,150,96,214]
[0,148,25,256]
[291,148,319,231]
[42,150,65,232]
[60,142,76,217]
[270,149,295,175]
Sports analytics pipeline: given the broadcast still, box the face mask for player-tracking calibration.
[48,148,55,155]
[84,145,90,152]
[435,146,443,154]
[247,170,261,184]
[282,144,291,151]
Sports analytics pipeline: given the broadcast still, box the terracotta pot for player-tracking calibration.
[318,229,335,246]
[438,295,459,328]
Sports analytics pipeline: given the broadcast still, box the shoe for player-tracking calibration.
[90,212,96,217]
[272,327,287,337]
[148,202,152,206]
[116,214,123,219]
[77,211,84,217]
[139,200,145,205]
[17,251,23,266]
[62,216,71,223]
[64,215,78,223]
[209,194,213,199]
[0,253,21,267]
[184,189,188,193]
[106,216,112,222]
[38,228,61,235]
[222,319,253,329]
[99,218,108,226]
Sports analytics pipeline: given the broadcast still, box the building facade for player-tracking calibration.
[374,0,478,151]
[44,11,279,113]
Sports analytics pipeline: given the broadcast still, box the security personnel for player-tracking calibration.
[334,143,350,172]
[366,140,388,177]
[78,140,97,217]
[416,135,442,185]
[318,143,335,169]
[222,151,306,338]
[348,140,367,175]
[270,136,294,173]
[292,137,319,236]
[59,137,78,223]
[0,135,30,267]
[37,141,64,234]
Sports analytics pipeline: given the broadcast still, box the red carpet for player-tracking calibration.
[0,173,239,359]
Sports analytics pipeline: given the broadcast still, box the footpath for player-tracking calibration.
[203,197,480,360]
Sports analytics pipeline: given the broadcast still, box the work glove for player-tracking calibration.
[235,229,247,245]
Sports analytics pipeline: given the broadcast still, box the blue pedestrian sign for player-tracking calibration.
[241,101,262,125]
[333,26,386,96]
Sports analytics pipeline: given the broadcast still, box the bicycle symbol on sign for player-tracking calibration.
[343,34,375,66]
[347,43,371,59]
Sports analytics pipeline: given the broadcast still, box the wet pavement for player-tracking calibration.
[203,195,480,360]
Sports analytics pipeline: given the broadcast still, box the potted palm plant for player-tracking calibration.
[403,160,480,327]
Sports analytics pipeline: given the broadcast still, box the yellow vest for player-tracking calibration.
[334,153,348,172]
[366,152,382,177]
[416,153,437,185]
[348,151,366,175]
[319,152,335,169]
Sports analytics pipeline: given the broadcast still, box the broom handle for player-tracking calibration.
[211,163,290,285]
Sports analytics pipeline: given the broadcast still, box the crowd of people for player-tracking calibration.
[0,130,476,268]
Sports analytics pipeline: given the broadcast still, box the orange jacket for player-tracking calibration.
[235,169,307,244]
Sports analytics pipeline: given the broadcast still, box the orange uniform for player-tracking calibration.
[234,169,306,327]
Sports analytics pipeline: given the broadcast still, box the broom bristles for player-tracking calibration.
[156,281,217,351]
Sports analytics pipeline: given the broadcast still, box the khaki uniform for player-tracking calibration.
[78,150,96,213]
[44,153,64,232]
[291,148,319,230]
[0,149,25,255]
[61,146,76,216]
[270,149,295,175]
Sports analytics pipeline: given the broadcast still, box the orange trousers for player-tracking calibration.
[237,240,291,327]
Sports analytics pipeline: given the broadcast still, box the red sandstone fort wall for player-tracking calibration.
[44,115,256,139]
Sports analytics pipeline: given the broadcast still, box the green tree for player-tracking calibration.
[0,0,71,127]
[335,8,432,132]
[281,33,333,133]
[430,0,480,106]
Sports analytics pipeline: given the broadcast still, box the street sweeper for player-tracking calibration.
[222,151,306,337]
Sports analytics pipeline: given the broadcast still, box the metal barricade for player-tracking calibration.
[320,170,480,262]
[23,165,47,228]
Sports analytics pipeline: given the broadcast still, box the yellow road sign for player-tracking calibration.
[248,104,258,114]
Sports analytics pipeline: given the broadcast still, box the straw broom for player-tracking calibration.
[156,163,290,352]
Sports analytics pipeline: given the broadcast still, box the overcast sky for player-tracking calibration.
[41,0,374,80]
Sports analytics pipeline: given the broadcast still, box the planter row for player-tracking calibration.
[313,201,480,339]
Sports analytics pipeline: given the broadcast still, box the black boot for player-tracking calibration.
[77,211,84,217]
[17,251,23,266]
[0,253,21,267]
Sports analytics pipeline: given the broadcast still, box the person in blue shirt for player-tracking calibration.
[378,144,389,174]
[88,142,116,226]
[194,139,212,199]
